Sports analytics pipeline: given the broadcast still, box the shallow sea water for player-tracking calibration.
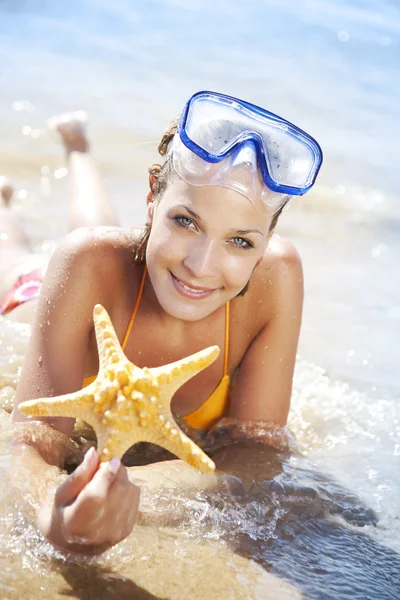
[0,0,400,598]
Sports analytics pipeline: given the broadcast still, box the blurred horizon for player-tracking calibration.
[0,0,399,202]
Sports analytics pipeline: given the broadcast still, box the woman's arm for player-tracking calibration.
[11,227,140,553]
[13,227,103,445]
[207,239,303,454]
[229,238,303,425]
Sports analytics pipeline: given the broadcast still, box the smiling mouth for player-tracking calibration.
[170,272,218,299]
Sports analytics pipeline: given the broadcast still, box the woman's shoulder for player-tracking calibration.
[246,233,303,312]
[61,225,142,254]
[45,226,145,304]
[258,233,303,282]
[54,225,144,273]
[32,226,146,347]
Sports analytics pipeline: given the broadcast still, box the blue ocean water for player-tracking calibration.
[0,0,399,197]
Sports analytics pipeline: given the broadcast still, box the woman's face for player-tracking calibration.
[146,177,273,321]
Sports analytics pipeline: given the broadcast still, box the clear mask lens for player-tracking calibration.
[172,135,288,208]
[183,94,320,191]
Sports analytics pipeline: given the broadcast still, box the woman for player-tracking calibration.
[6,91,323,554]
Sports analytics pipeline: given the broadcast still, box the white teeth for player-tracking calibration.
[178,279,209,294]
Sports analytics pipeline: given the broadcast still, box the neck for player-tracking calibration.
[141,270,191,333]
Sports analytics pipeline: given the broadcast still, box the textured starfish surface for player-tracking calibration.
[19,304,219,473]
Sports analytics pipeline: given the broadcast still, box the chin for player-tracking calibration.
[155,279,220,321]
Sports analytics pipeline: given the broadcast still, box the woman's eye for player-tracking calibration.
[231,237,253,249]
[174,215,195,229]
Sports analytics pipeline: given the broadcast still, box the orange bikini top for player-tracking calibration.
[82,266,230,430]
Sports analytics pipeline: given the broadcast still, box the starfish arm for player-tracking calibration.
[93,400,215,472]
[93,428,121,462]
[93,304,126,371]
[138,428,215,473]
[155,410,216,472]
[96,429,136,463]
[149,345,220,401]
[97,426,215,473]
[18,389,102,429]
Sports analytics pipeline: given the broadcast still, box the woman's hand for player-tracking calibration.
[39,447,140,554]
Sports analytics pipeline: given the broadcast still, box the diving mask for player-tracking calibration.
[171,91,323,207]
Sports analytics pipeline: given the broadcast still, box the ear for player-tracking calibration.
[146,189,153,206]
[148,173,159,194]
[146,192,155,226]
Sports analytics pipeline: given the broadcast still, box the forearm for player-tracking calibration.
[10,440,109,555]
[10,433,67,519]
[9,421,69,540]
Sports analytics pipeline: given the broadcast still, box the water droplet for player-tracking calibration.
[337,30,350,42]
[12,100,35,113]
[54,167,67,180]
[371,243,387,259]
[16,189,27,200]
[31,128,42,139]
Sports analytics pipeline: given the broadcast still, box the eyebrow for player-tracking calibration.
[235,228,264,237]
[177,204,265,237]
[178,204,202,221]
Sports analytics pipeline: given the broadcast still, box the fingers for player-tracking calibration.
[82,457,122,502]
[48,450,140,551]
[103,468,140,545]
[65,461,140,546]
[55,446,99,506]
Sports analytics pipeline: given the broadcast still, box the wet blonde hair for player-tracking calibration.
[134,119,289,268]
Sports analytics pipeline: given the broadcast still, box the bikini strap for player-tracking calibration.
[223,301,230,376]
[121,265,147,350]
[122,267,229,373]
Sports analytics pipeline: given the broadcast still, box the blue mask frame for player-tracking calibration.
[177,91,323,196]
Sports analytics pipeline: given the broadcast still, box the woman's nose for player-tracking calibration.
[183,237,220,279]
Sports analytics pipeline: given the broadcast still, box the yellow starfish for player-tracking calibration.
[19,304,219,473]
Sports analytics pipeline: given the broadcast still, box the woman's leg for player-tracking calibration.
[0,182,37,299]
[1,115,119,322]
[0,181,29,256]
[0,180,13,206]
[53,116,119,231]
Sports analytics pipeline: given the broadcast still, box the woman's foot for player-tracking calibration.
[0,177,14,206]
[47,111,89,153]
